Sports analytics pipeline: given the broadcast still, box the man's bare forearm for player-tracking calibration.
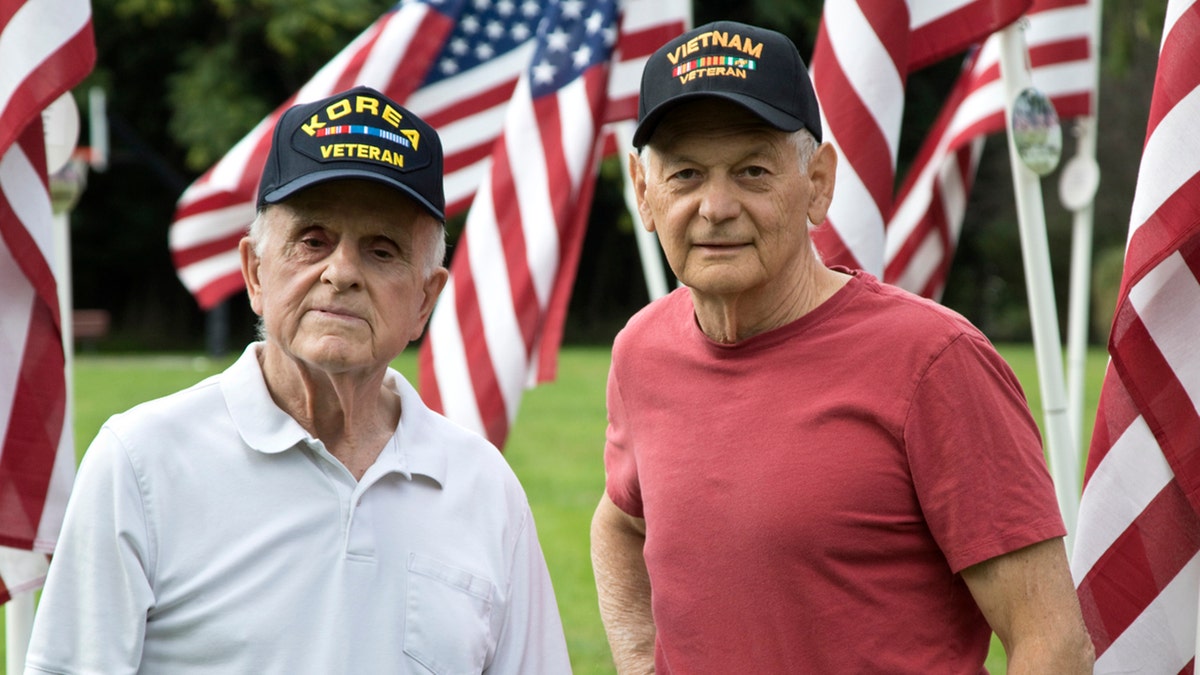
[591,495,655,675]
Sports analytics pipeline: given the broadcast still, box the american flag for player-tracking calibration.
[1072,1,1200,671]
[417,0,686,446]
[809,0,1033,276]
[884,0,1095,299]
[169,0,685,310]
[0,0,95,602]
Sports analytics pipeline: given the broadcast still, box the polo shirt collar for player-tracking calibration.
[222,343,447,485]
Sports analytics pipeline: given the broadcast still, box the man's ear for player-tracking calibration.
[806,142,838,225]
[628,150,655,233]
[239,236,264,317]
[411,266,449,342]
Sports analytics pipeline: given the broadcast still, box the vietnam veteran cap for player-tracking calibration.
[257,85,445,220]
[632,21,822,147]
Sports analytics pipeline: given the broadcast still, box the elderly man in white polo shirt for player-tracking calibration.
[26,86,571,674]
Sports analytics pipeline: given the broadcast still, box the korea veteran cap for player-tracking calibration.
[257,85,445,220]
[633,21,822,147]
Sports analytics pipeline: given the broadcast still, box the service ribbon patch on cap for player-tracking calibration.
[291,92,430,172]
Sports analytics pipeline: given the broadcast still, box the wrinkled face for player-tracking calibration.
[241,179,448,375]
[631,99,833,301]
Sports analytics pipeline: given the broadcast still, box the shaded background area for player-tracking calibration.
[66,0,1164,352]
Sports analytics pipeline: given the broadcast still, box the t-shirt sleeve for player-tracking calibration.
[904,332,1067,573]
[603,360,644,518]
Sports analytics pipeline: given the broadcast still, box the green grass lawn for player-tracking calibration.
[7,343,1108,673]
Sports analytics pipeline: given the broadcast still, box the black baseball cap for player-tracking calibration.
[633,21,822,148]
[257,85,445,220]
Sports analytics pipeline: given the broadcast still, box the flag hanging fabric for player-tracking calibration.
[417,0,687,447]
[0,0,95,602]
[808,0,1033,276]
[1071,1,1200,672]
[884,0,1095,299]
[169,0,685,310]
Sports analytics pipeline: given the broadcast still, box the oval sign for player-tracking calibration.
[1011,87,1062,177]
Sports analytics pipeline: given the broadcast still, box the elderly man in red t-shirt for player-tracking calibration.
[591,20,1093,673]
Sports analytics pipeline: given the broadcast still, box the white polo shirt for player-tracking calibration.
[26,343,571,674]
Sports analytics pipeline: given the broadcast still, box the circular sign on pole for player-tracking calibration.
[1058,154,1101,211]
[43,92,81,175]
[1011,87,1062,177]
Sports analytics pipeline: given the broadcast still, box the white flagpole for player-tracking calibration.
[1061,0,1103,464]
[614,121,670,302]
[996,21,1080,549]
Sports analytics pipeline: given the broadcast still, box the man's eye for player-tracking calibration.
[743,166,768,178]
[672,168,699,180]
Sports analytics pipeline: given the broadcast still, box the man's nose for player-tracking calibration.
[320,241,364,291]
[697,176,740,224]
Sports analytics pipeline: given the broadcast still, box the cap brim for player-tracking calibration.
[633,91,806,148]
[260,169,445,221]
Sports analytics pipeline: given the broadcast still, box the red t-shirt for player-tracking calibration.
[604,271,1065,673]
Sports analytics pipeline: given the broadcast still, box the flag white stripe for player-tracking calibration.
[427,282,487,435]
[1128,86,1200,241]
[0,0,90,116]
[820,110,885,268]
[1,144,55,266]
[169,202,257,250]
[823,1,904,166]
[561,77,597,192]
[1071,413,1172,578]
[176,249,243,294]
[508,81,560,308]
[1163,0,1196,51]
[0,548,47,596]
[1130,251,1200,407]
[356,7,425,86]
[466,178,527,425]
[445,157,490,208]
[910,0,979,29]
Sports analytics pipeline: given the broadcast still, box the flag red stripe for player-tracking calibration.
[449,236,511,444]
[534,68,610,381]
[422,79,521,130]
[194,271,250,311]
[1111,241,1200,509]
[810,47,897,215]
[1075,477,1200,657]
[0,21,95,156]
[858,0,910,69]
[488,137,541,353]
[810,225,860,270]
[171,231,245,270]
[1121,171,1200,298]
[1144,5,1200,142]
[909,0,1031,70]
[0,301,65,549]
[1083,361,1140,482]
[416,337,444,416]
